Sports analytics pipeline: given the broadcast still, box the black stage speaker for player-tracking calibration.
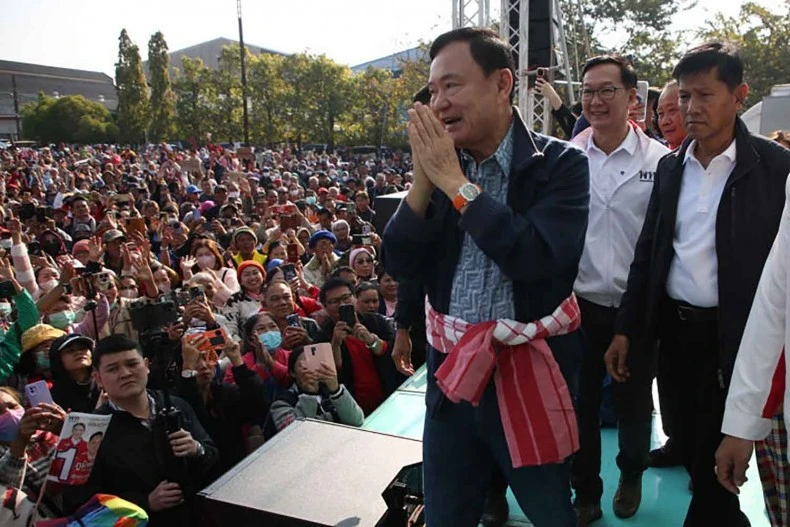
[506,0,554,71]
[373,190,407,235]
[197,419,423,527]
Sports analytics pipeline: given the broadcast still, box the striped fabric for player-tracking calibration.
[425,295,581,468]
[755,411,789,527]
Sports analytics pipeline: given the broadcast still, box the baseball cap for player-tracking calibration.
[103,229,126,243]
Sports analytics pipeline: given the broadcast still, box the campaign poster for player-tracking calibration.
[48,413,112,485]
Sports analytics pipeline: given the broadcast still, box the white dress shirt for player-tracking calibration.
[666,139,737,307]
[573,125,669,307]
[722,172,790,443]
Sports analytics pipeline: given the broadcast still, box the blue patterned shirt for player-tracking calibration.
[448,121,516,323]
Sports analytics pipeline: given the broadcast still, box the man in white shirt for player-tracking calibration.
[606,41,790,526]
[570,55,669,526]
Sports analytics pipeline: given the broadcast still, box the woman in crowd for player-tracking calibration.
[220,260,267,335]
[181,239,239,296]
[178,337,270,472]
[0,387,67,517]
[222,312,291,399]
[378,269,398,317]
[11,324,67,392]
[49,334,100,413]
[350,247,376,283]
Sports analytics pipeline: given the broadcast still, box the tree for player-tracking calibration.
[173,56,215,145]
[307,55,354,150]
[561,0,693,85]
[280,53,316,148]
[701,2,790,109]
[147,31,176,143]
[115,29,150,144]
[21,93,119,144]
[248,52,289,146]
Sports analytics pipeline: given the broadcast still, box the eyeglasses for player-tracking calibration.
[326,292,354,306]
[581,86,623,101]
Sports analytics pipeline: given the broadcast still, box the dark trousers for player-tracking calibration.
[571,297,653,504]
[658,300,743,526]
[423,382,576,527]
[657,328,684,444]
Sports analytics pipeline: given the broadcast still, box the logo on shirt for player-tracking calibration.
[639,170,655,183]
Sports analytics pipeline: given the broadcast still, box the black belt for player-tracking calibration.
[668,299,718,323]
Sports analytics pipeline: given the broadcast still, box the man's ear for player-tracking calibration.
[497,69,515,103]
[734,83,749,107]
[92,370,102,388]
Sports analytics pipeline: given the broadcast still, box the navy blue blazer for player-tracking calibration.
[382,110,590,415]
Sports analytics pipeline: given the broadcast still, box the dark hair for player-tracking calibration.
[264,241,284,269]
[241,312,276,353]
[93,334,142,370]
[288,346,305,374]
[582,55,638,90]
[72,422,86,431]
[429,27,516,102]
[672,41,743,90]
[330,266,356,279]
[355,281,379,295]
[89,431,103,441]
[319,277,355,305]
[413,85,431,105]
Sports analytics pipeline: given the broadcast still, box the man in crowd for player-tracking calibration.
[317,277,399,415]
[384,27,589,527]
[570,55,669,525]
[605,41,790,526]
[656,80,688,151]
[354,191,376,224]
[64,334,220,526]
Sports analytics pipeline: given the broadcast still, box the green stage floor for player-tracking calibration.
[363,366,769,526]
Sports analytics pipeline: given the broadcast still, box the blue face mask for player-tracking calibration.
[306,196,317,205]
[0,302,11,317]
[49,310,75,330]
[258,330,282,351]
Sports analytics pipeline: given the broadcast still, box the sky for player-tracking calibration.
[0,0,753,79]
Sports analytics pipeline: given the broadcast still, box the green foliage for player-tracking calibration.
[115,29,150,144]
[168,42,431,148]
[147,31,176,142]
[700,2,790,109]
[21,93,118,143]
[173,56,214,145]
[563,0,692,86]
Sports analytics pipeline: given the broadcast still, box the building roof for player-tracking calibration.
[0,60,113,84]
[144,37,288,75]
[350,46,425,75]
[0,60,117,114]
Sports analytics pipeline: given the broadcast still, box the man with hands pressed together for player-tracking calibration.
[63,334,219,527]
[383,27,589,527]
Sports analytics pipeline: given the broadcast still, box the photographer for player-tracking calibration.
[63,334,219,527]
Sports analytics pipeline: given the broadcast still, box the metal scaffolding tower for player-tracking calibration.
[451,0,576,134]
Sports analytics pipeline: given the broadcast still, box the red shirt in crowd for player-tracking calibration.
[344,336,386,415]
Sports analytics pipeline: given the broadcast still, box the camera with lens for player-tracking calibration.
[128,293,181,341]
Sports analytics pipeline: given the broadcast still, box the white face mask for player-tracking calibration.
[228,191,240,199]
[158,282,172,294]
[197,255,216,269]
[120,289,137,299]
[40,279,59,293]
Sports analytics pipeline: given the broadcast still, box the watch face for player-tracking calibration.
[460,184,480,200]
